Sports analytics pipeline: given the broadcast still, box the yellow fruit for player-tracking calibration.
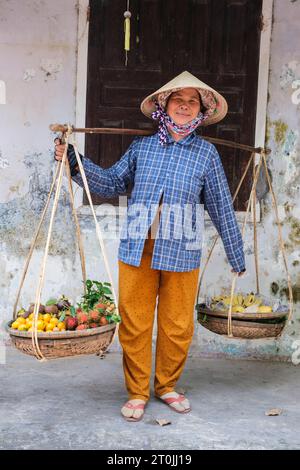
[57,322,65,330]
[258,305,272,313]
[17,317,26,325]
[11,321,19,329]
[29,313,34,320]
[46,323,54,332]
[37,320,45,330]
[43,314,51,323]
[18,324,27,331]
[232,305,245,313]
[50,318,59,326]
[28,327,33,332]
[37,329,44,333]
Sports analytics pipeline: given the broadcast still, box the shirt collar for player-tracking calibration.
[164,130,198,146]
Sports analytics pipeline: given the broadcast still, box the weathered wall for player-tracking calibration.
[0,0,299,361]
[0,0,81,329]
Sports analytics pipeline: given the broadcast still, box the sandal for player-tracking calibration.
[121,400,146,422]
[155,393,191,414]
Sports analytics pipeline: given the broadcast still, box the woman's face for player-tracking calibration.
[166,88,201,125]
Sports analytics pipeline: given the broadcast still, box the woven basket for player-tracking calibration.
[196,307,287,339]
[6,321,116,359]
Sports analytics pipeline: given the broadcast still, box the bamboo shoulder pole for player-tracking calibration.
[49,123,270,155]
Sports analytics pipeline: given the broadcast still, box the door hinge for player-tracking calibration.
[87,4,91,23]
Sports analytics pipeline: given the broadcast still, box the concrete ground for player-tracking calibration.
[1,346,300,450]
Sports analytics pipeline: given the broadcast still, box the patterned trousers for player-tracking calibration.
[118,223,200,401]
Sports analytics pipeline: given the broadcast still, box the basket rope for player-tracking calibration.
[69,135,120,351]
[13,126,121,360]
[227,153,264,336]
[252,158,259,295]
[197,147,293,338]
[13,162,61,320]
[64,143,87,294]
[31,126,73,360]
[196,151,256,298]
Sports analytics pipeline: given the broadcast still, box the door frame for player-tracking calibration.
[74,0,273,223]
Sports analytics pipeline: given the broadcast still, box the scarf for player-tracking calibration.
[151,101,209,146]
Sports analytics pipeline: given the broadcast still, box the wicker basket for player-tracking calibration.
[196,306,287,339]
[6,321,116,359]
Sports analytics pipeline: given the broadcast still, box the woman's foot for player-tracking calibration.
[121,399,146,422]
[156,391,191,413]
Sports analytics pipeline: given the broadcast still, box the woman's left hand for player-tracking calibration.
[231,268,246,277]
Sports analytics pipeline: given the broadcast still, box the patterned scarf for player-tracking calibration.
[151,101,209,146]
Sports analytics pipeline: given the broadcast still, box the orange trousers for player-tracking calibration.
[118,234,200,402]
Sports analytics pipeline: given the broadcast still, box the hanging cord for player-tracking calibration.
[196,151,256,302]
[31,125,73,361]
[261,153,293,328]
[64,135,87,295]
[13,164,61,320]
[253,157,259,294]
[227,154,264,336]
[70,138,120,352]
[227,151,294,337]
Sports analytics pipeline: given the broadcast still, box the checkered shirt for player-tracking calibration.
[72,131,246,273]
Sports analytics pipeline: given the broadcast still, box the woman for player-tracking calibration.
[55,71,246,422]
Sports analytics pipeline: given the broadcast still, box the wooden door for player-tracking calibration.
[85,0,262,210]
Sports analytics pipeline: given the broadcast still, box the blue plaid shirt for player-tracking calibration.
[72,131,245,273]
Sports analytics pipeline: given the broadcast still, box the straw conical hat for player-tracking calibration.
[140,71,228,126]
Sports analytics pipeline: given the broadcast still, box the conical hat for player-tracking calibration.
[140,71,228,126]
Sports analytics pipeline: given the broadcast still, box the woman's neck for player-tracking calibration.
[168,128,187,142]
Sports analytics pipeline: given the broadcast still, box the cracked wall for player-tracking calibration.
[0,0,81,330]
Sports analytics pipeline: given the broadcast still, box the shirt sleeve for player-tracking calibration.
[71,138,138,197]
[202,145,246,273]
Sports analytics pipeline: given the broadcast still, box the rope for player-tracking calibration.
[261,153,293,328]
[64,143,87,294]
[70,138,120,352]
[253,158,260,294]
[31,125,73,360]
[196,151,256,302]
[13,163,60,319]
[227,154,264,336]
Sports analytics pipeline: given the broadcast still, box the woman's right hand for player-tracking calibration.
[54,138,67,161]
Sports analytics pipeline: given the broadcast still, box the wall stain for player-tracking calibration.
[270,280,300,303]
[274,120,288,145]
[286,216,300,245]
[0,151,79,262]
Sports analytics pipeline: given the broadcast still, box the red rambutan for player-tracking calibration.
[65,317,78,331]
